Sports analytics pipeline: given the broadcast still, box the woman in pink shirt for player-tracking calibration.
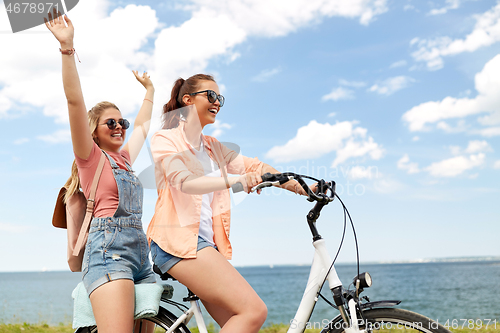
[148,74,315,332]
[46,10,155,332]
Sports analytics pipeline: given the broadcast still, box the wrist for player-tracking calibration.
[60,42,74,49]
[228,176,240,187]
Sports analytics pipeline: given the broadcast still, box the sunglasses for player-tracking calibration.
[99,118,130,130]
[189,90,225,107]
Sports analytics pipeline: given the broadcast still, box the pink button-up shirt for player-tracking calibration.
[147,122,264,259]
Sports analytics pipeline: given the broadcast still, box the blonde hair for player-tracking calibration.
[63,101,120,203]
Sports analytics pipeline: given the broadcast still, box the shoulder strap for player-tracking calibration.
[72,151,106,256]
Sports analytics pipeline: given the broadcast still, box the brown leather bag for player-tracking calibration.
[52,152,106,272]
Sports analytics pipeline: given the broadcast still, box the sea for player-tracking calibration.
[1,260,499,328]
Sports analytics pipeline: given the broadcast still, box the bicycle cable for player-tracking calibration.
[334,193,368,323]
[316,183,347,299]
[334,193,361,285]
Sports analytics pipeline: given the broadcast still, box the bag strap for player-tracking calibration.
[72,151,106,256]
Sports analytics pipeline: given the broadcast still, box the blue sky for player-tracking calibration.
[1,0,499,272]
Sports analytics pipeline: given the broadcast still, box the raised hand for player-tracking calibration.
[133,70,154,91]
[44,8,74,48]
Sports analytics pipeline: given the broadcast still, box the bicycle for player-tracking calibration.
[76,172,452,333]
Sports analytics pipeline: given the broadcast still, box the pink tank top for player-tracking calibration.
[75,142,132,218]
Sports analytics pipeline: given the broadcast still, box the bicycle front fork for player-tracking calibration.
[332,286,367,333]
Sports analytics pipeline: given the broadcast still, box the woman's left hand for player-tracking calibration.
[133,70,154,91]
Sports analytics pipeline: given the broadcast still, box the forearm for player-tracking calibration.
[134,86,154,131]
[59,43,93,158]
[60,43,85,108]
[181,175,239,195]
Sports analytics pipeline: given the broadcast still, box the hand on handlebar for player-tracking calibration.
[236,172,263,194]
[296,183,320,196]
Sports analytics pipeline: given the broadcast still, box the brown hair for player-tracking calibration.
[64,101,120,202]
[162,74,215,129]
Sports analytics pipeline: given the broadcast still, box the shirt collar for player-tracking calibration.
[178,121,213,155]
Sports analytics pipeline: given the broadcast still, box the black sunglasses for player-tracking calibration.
[100,118,130,130]
[189,90,225,107]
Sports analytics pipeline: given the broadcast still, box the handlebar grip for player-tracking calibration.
[261,172,275,182]
[231,182,244,193]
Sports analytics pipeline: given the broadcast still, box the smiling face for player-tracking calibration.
[183,80,221,128]
[94,107,126,152]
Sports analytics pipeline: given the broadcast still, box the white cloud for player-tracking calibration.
[347,165,380,179]
[464,140,492,153]
[402,54,500,133]
[412,136,420,141]
[372,177,404,193]
[252,67,281,82]
[13,138,29,145]
[412,3,500,70]
[322,87,355,101]
[0,0,389,125]
[397,154,420,174]
[210,119,232,137]
[450,139,492,155]
[328,112,337,117]
[473,126,500,137]
[389,60,407,68]
[333,136,383,167]
[265,120,384,167]
[0,1,159,122]
[339,79,367,88]
[425,153,485,177]
[428,0,461,16]
[37,129,71,143]
[436,120,468,133]
[494,160,500,169]
[184,0,389,37]
[368,76,415,95]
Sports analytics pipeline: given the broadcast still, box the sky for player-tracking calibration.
[0,0,499,272]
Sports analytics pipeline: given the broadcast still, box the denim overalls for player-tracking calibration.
[82,151,155,295]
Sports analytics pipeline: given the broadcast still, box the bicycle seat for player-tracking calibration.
[153,264,177,281]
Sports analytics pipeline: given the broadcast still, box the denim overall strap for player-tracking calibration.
[102,151,144,220]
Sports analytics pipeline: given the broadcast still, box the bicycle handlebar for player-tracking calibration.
[251,172,336,203]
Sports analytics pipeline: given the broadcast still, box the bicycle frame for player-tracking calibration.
[162,237,364,333]
[165,297,208,333]
[288,238,343,333]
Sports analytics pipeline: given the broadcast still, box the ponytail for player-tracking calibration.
[161,74,216,129]
[162,78,185,129]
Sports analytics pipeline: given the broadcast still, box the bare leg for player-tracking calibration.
[134,319,156,333]
[169,247,267,333]
[89,279,135,333]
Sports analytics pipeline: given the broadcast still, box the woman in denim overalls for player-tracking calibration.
[82,152,154,294]
[46,11,155,332]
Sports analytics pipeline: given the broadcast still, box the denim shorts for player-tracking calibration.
[150,237,214,274]
[82,218,156,296]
